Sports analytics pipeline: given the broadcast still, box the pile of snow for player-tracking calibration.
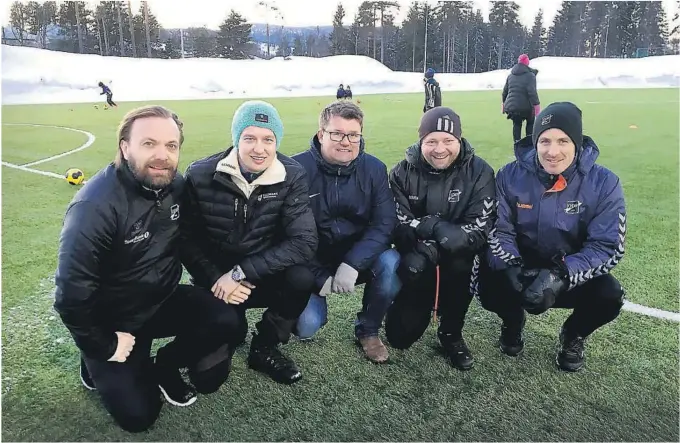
[2,45,679,105]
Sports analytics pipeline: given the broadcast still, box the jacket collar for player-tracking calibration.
[308,134,364,176]
[215,146,286,190]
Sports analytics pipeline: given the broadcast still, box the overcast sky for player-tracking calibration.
[2,0,678,31]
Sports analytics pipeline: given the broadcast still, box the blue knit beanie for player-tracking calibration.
[425,68,435,78]
[231,100,284,150]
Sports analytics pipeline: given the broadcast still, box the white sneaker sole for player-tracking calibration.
[159,385,197,407]
[80,373,96,391]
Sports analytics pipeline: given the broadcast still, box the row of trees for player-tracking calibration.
[5,1,679,72]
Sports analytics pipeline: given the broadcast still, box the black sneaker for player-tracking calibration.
[439,333,474,371]
[500,313,526,357]
[248,339,302,385]
[556,327,586,372]
[79,359,96,391]
[155,359,197,407]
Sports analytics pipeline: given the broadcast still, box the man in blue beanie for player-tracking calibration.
[180,100,318,385]
[477,101,626,372]
[423,68,441,113]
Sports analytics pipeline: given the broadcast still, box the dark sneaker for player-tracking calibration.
[80,359,96,391]
[248,341,302,385]
[500,313,526,357]
[556,327,586,372]
[156,360,197,407]
[439,333,474,371]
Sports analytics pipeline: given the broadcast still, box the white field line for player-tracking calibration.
[3,124,679,323]
[3,123,96,167]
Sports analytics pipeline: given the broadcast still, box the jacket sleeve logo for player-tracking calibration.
[170,204,180,220]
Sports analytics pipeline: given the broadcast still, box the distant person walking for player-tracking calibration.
[336,84,346,100]
[99,82,117,107]
[344,85,353,100]
[502,54,540,143]
[423,68,442,113]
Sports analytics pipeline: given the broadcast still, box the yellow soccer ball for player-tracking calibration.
[65,168,85,185]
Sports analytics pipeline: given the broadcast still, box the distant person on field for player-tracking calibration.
[98,81,117,107]
[54,106,243,432]
[180,100,318,385]
[336,83,345,100]
[423,68,442,113]
[344,85,353,100]
[478,102,626,372]
[386,107,496,370]
[501,54,540,143]
[292,101,399,363]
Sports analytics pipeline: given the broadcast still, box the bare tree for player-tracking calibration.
[74,1,84,53]
[143,0,151,57]
[256,1,284,58]
[116,1,125,56]
[127,0,136,56]
[9,1,29,46]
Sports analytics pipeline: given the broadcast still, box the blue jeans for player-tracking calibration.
[296,249,401,339]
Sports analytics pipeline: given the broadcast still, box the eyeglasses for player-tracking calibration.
[324,130,362,144]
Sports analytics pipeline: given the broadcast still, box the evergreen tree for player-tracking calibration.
[216,9,252,59]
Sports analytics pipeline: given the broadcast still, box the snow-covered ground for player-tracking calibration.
[2,45,679,105]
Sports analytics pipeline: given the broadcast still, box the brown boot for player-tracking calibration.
[358,336,389,363]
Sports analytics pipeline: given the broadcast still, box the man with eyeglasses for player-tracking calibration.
[386,106,496,370]
[292,101,399,363]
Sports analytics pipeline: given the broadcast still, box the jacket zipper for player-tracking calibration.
[333,172,340,235]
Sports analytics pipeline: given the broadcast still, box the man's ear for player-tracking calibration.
[317,129,324,141]
[120,140,129,160]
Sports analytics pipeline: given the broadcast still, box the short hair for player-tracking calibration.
[319,100,364,130]
[115,105,184,166]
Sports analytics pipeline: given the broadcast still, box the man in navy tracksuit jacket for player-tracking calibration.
[478,102,626,372]
[292,100,399,363]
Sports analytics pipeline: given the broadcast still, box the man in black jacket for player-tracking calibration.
[502,54,541,143]
[54,106,243,433]
[387,107,496,370]
[423,68,442,113]
[181,100,318,385]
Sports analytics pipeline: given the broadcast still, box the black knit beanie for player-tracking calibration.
[418,107,462,140]
[532,102,583,149]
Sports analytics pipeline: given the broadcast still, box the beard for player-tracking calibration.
[127,156,177,190]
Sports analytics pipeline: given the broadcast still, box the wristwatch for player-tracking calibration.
[231,265,245,282]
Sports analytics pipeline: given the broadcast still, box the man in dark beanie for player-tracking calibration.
[386,106,496,370]
[502,53,541,144]
[478,101,626,372]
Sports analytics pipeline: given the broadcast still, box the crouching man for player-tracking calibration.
[386,107,496,370]
[180,100,318,385]
[479,102,626,371]
[54,106,243,432]
[292,101,399,363]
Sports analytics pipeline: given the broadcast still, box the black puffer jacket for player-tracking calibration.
[389,140,496,264]
[54,162,184,360]
[502,63,540,116]
[180,147,318,287]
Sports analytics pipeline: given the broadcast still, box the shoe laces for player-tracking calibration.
[260,346,291,370]
[564,336,585,358]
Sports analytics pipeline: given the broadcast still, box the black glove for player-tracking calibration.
[399,251,428,280]
[432,223,471,254]
[414,241,439,266]
[415,215,440,240]
[505,267,541,293]
[394,224,417,252]
[522,269,568,315]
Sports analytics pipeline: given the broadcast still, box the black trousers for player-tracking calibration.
[385,258,474,350]
[105,93,116,106]
[511,113,535,142]
[236,265,315,347]
[81,285,243,433]
[477,267,624,338]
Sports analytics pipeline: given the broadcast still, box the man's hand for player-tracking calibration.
[108,331,135,363]
[522,269,568,315]
[224,281,255,305]
[211,273,240,300]
[332,263,359,293]
[319,277,333,297]
[414,241,438,265]
[415,215,440,240]
[504,266,524,292]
